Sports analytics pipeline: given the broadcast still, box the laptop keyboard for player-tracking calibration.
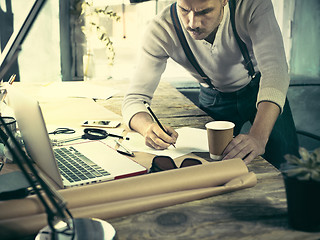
[54,146,110,183]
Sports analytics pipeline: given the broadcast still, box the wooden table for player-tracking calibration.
[2,79,320,239]
[97,79,320,239]
[95,79,213,129]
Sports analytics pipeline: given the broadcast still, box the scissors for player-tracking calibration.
[49,127,76,135]
[82,128,129,140]
[52,128,129,146]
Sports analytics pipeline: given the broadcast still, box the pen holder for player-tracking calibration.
[0,88,6,107]
[0,117,23,163]
[0,86,8,116]
[0,89,6,100]
[0,117,16,143]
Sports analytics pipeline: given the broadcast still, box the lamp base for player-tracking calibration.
[35,218,116,240]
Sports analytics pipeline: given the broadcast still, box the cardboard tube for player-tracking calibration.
[0,158,249,220]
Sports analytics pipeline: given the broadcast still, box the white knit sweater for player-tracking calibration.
[122,0,289,128]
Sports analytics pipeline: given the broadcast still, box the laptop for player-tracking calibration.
[6,86,147,188]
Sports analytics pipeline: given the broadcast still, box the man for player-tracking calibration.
[122,0,300,168]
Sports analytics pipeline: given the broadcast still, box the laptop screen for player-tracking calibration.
[0,0,47,81]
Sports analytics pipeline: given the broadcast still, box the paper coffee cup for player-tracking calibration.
[205,121,235,160]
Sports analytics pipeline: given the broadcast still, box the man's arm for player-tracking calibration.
[223,101,280,164]
[130,112,178,150]
[222,0,289,164]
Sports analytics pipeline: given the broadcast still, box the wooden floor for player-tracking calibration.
[96,80,213,130]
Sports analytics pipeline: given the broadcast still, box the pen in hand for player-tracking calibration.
[144,101,176,148]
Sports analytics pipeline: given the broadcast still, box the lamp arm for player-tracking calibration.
[0,117,72,234]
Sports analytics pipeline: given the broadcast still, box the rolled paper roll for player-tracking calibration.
[0,158,257,239]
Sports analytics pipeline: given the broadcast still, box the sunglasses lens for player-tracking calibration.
[180,158,202,168]
[150,156,177,172]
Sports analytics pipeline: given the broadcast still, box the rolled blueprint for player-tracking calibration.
[0,158,256,239]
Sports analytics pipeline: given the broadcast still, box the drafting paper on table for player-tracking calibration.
[125,127,209,159]
[39,98,121,126]
[39,82,119,100]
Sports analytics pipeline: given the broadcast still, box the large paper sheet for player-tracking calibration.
[39,98,121,126]
[126,127,209,159]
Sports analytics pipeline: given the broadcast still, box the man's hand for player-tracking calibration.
[144,122,178,149]
[129,112,178,150]
[222,101,280,165]
[222,133,266,165]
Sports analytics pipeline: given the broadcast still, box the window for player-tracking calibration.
[0,0,60,83]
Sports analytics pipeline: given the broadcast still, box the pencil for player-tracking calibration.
[144,101,176,148]
[115,139,134,157]
[8,74,16,85]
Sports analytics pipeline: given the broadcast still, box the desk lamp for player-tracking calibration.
[0,116,116,240]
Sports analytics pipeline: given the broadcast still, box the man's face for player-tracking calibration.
[177,0,228,40]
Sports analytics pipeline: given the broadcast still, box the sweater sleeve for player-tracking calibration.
[237,0,290,113]
[122,12,172,128]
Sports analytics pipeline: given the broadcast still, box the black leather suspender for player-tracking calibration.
[170,2,214,88]
[228,0,256,78]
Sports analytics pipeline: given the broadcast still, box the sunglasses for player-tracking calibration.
[150,155,202,173]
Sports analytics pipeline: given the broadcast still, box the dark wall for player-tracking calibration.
[287,0,320,150]
[0,0,20,81]
[290,0,320,78]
